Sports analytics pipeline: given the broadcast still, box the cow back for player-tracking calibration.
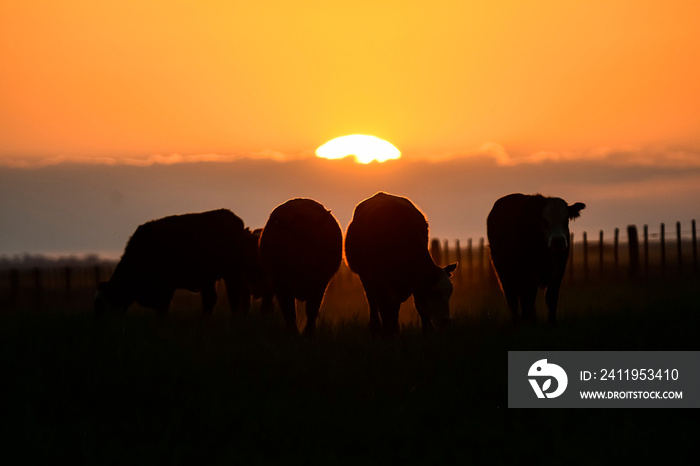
[487,194,557,281]
[260,198,342,284]
[345,192,430,277]
[488,194,550,245]
[122,209,247,285]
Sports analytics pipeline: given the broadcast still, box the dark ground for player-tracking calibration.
[1,272,699,464]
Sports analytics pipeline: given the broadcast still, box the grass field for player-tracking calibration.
[1,265,699,464]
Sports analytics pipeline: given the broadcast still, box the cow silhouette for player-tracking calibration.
[259,198,343,334]
[345,192,457,334]
[487,193,585,323]
[94,209,263,315]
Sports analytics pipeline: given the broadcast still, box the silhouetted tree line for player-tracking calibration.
[0,253,113,270]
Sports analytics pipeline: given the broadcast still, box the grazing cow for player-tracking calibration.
[94,209,263,315]
[344,192,458,335]
[259,198,343,333]
[487,193,586,324]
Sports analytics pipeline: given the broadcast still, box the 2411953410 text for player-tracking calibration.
[580,368,680,381]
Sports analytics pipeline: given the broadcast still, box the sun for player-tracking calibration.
[315,135,401,164]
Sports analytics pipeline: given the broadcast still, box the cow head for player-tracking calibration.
[413,263,458,328]
[94,281,130,314]
[541,199,586,252]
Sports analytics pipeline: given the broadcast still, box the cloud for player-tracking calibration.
[0,150,312,168]
[415,142,578,165]
[3,143,700,169]
[431,143,700,168]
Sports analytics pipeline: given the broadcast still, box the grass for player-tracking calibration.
[1,271,699,464]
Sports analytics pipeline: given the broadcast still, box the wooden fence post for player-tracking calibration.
[32,267,43,310]
[627,225,640,278]
[32,267,41,290]
[454,239,462,267]
[660,223,666,273]
[569,232,574,281]
[478,238,485,280]
[693,219,698,270]
[599,230,604,277]
[676,221,683,272]
[64,266,72,295]
[643,224,649,276]
[9,268,19,308]
[583,232,589,280]
[430,238,442,265]
[466,238,473,278]
[614,228,620,275]
[94,265,104,288]
[443,239,450,264]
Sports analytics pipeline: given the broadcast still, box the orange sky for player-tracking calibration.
[2,1,700,163]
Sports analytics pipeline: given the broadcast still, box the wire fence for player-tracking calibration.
[428,219,699,284]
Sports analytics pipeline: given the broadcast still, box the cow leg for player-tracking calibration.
[368,298,381,334]
[201,282,218,315]
[545,282,561,324]
[379,301,400,336]
[360,280,382,334]
[278,292,298,333]
[415,306,434,335]
[260,292,275,314]
[520,285,538,323]
[224,277,250,314]
[236,288,252,314]
[503,287,520,323]
[155,289,174,315]
[303,288,325,335]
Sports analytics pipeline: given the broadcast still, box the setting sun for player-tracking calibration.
[315,135,401,164]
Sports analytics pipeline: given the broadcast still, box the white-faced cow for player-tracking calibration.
[94,209,263,315]
[344,192,458,335]
[487,194,586,324]
[259,198,343,334]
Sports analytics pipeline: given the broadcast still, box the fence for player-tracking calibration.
[0,264,115,312]
[429,219,699,283]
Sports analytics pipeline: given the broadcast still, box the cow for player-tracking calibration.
[94,209,263,315]
[258,198,343,334]
[344,192,458,335]
[487,193,586,324]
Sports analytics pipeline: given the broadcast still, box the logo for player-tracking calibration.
[528,359,568,399]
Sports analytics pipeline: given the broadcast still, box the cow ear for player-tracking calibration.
[568,202,586,219]
[443,263,458,277]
